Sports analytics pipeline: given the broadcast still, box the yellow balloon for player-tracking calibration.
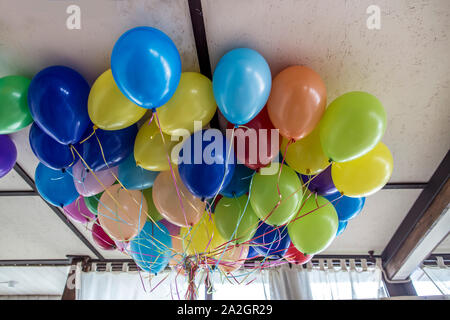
[134,120,178,171]
[88,69,146,130]
[156,72,216,136]
[281,126,329,175]
[180,213,225,257]
[332,142,393,197]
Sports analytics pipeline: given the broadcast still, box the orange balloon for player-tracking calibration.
[218,245,249,274]
[152,168,205,228]
[98,184,147,241]
[267,66,327,141]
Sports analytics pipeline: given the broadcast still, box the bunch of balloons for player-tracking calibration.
[0,25,393,282]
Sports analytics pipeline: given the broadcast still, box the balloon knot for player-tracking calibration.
[61,168,66,173]
[201,197,205,202]
[234,124,239,129]
[328,158,333,163]
[151,108,156,113]
[93,125,98,130]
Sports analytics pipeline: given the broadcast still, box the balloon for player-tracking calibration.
[134,120,177,171]
[0,76,32,134]
[178,129,235,199]
[267,66,326,141]
[180,213,225,256]
[0,135,17,178]
[250,164,303,226]
[84,192,103,215]
[63,196,95,224]
[160,218,181,237]
[252,222,291,258]
[206,194,223,213]
[218,245,249,274]
[111,26,181,109]
[331,142,393,197]
[287,194,338,255]
[284,242,313,265]
[28,66,90,145]
[72,160,117,197]
[319,91,387,162]
[88,69,146,130]
[82,125,137,172]
[92,221,116,250]
[213,48,271,125]
[280,126,329,175]
[215,195,259,244]
[130,221,172,273]
[118,154,158,190]
[301,166,337,196]
[97,184,147,241]
[29,123,78,170]
[142,187,163,222]
[220,164,254,198]
[325,192,365,221]
[114,240,130,253]
[227,107,281,170]
[156,72,216,135]
[247,246,260,259]
[169,236,184,270]
[152,168,205,227]
[337,220,348,236]
[35,163,79,207]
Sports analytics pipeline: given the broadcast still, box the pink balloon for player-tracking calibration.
[72,160,117,196]
[114,240,130,253]
[63,196,95,224]
[92,221,115,250]
[160,218,180,236]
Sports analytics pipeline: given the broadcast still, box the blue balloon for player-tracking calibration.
[213,48,271,125]
[35,163,79,207]
[28,66,90,145]
[29,123,81,170]
[178,129,235,199]
[325,192,365,221]
[118,154,159,190]
[220,164,254,198]
[111,26,181,109]
[82,125,138,172]
[247,246,260,259]
[252,222,291,258]
[337,220,348,236]
[130,221,171,274]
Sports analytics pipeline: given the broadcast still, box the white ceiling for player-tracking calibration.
[0,0,449,262]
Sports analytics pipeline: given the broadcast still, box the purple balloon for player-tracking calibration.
[160,218,180,236]
[92,221,115,250]
[301,166,337,196]
[63,196,95,224]
[0,135,17,178]
[114,240,130,253]
[72,160,117,197]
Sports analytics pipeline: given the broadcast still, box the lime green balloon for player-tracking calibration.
[0,76,33,134]
[143,187,163,222]
[319,91,386,162]
[250,164,303,226]
[287,193,338,255]
[84,192,103,215]
[215,195,259,244]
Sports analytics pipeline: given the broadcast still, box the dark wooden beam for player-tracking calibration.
[382,150,450,280]
[0,190,38,196]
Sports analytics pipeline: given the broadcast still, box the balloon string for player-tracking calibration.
[79,125,98,144]
[94,131,110,170]
[154,110,189,228]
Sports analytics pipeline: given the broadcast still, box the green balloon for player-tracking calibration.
[0,76,33,134]
[319,91,386,162]
[84,192,103,215]
[250,164,303,226]
[287,193,338,255]
[143,188,163,222]
[215,195,259,244]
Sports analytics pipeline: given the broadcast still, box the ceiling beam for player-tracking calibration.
[0,190,38,196]
[382,150,450,280]
[12,164,105,260]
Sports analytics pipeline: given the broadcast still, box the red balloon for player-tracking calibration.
[227,107,280,170]
[284,242,313,265]
[92,221,116,250]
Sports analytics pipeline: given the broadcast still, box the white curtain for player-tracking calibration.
[268,259,387,300]
[420,257,450,295]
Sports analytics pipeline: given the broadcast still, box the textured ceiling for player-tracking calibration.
[0,0,448,262]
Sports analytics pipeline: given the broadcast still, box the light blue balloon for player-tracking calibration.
[336,220,348,236]
[35,163,79,207]
[220,164,254,198]
[213,48,271,125]
[118,154,159,190]
[130,221,171,274]
[111,26,181,109]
